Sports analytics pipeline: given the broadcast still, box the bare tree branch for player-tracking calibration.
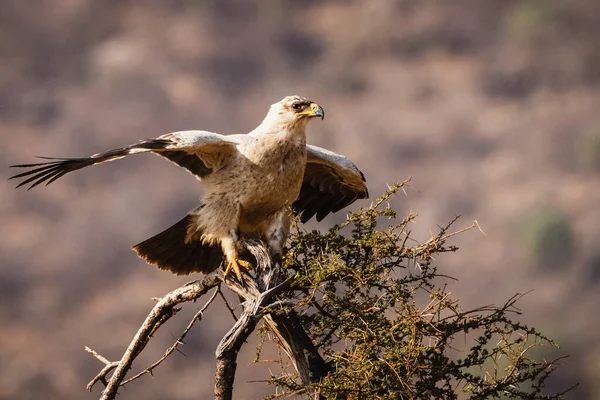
[265,312,331,385]
[214,239,289,400]
[85,347,119,391]
[121,286,220,385]
[214,300,260,400]
[86,270,222,400]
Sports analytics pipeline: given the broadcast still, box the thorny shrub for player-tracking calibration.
[257,180,572,400]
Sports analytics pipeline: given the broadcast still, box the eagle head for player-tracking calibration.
[261,95,325,133]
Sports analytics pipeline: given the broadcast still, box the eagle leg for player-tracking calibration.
[266,207,292,263]
[222,229,252,281]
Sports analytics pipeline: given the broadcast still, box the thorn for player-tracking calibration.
[175,348,188,357]
[473,220,487,236]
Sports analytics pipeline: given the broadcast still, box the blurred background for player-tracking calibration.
[1,1,599,398]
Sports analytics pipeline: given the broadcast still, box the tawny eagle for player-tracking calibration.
[10,96,368,279]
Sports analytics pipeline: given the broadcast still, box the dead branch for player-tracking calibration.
[121,286,220,385]
[265,311,331,385]
[213,299,260,400]
[86,270,222,400]
[85,347,119,391]
[214,239,290,400]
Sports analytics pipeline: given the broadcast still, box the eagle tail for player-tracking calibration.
[132,212,223,275]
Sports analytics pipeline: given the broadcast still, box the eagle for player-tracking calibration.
[9,96,368,279]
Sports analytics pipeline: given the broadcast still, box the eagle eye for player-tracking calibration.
[291,102,303,111]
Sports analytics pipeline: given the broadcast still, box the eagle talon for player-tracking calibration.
[224,258,252,281]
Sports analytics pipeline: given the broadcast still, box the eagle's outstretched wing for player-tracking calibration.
[293,144,368,223]
[9,131,239,190]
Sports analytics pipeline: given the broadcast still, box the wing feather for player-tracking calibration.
[293,144,368,223]
[9,131,239,189]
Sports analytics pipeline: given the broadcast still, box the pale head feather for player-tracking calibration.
[257,95,316,135]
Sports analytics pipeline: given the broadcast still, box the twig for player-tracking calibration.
[85,347,119,391]
[218,285,239,322]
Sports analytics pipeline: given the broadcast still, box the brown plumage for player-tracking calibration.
[10,96,368,279]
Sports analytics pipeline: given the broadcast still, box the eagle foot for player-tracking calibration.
[224,258,252,281]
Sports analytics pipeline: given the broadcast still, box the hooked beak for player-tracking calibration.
[299,103,325,120]
[312,103,325,120]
